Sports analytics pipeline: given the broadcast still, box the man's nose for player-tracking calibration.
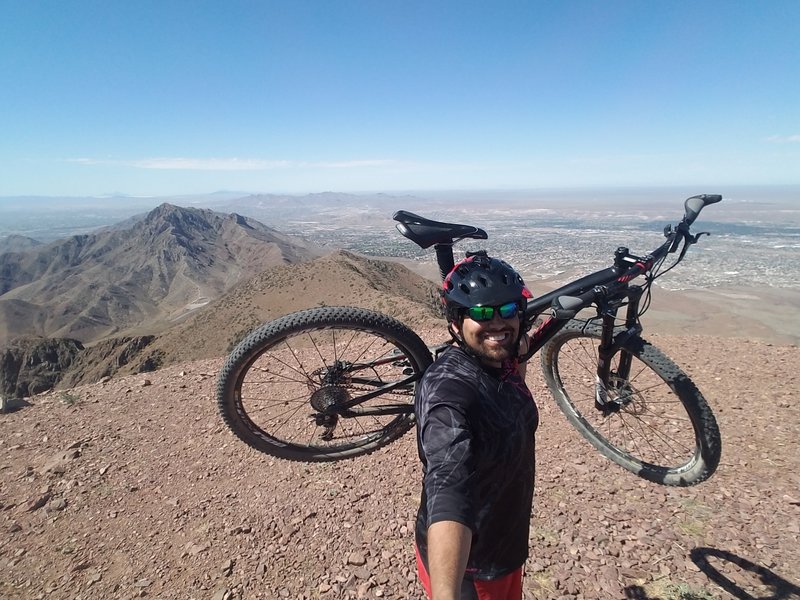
[487,311,507,324]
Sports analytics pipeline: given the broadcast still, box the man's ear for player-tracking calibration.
[448,321,464,342]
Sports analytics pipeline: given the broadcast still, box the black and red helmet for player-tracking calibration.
[442,252,531,321]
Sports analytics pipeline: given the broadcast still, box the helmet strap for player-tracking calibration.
[447,320,466,348]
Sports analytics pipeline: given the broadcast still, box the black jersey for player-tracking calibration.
[414,345,538,580]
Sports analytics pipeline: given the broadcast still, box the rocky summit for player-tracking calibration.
[0,333,798,599]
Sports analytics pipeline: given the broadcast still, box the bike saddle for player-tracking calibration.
[392,210,488,249]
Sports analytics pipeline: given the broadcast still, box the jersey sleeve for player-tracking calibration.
[417,369,478,530]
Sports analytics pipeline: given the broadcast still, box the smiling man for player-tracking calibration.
[414,253,539,600]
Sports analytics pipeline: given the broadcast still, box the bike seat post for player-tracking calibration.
[434,243,455,281]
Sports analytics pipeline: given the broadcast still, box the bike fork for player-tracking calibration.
[595,287,642,410]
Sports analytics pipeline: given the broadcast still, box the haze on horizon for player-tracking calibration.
[1,1,798,198]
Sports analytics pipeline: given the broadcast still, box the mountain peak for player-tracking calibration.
[0,207,322,346]
[141,203,215,234]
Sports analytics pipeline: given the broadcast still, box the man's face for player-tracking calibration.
[456,308,520,367]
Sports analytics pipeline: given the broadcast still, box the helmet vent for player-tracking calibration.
[443,254,526,313]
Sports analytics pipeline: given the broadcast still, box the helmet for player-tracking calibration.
[442,252,530,321]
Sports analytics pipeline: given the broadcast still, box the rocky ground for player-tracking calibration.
[1,333,798,600]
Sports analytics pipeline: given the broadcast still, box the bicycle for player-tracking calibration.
[217,194,723,486]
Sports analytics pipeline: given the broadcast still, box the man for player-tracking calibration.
[414,252,538,600]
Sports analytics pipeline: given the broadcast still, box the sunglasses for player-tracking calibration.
[465,301,520,322]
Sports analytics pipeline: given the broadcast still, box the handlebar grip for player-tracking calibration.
[684,194,722,226]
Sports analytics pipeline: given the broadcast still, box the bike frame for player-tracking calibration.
[425,244,648,405]
[392,194,722,411]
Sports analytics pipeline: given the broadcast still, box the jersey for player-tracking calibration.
[414,344,539,580]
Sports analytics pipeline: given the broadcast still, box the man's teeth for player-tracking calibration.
[486,333,507,341]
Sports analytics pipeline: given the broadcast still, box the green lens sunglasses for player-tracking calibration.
[465,301,520,322]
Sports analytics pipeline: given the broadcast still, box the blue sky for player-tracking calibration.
[1,0,798,196]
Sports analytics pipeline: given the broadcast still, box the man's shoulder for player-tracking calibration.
[420,345,482,388]
[417,346,481,413]
[428,345,479,371]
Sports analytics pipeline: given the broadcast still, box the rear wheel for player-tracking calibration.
[541,321,721,486]
[217,307,432,461]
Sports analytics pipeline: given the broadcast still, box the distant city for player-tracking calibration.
[286,209,800,292]
[1,186,798,291]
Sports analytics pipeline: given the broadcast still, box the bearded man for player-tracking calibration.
[414,252,539,600]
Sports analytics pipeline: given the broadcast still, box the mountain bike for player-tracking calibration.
[217,194,723,486]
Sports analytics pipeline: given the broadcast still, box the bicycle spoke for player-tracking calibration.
[554,333,698,469]
[627,409,693,452]
[270,339,318,385]
[244,368,316,387]
[271,400,313,436]
[309,331,332,373]
[231,321,419,453]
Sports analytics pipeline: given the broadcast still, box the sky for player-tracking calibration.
[1,0,798,197]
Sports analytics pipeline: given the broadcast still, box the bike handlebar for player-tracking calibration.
[393,194,723,322]
[545,194,723,320]
[684,194,722,226]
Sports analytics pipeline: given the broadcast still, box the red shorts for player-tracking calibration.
[415,545,523,600]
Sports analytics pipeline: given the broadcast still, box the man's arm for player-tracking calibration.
[427,520,472,600]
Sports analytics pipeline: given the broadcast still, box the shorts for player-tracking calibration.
[415,544,523,600]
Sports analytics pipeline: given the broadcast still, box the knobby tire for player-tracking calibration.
[217,306,432,461]
[541,321,721,486]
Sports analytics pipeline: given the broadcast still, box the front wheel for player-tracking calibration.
[217,306,433,461]
[541,321,721,486]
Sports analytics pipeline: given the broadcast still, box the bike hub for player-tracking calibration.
[313,360,352,386]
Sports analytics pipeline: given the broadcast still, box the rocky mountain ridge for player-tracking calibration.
[0,204,333,398]
[0,244,440,399]
[0,203,323,346]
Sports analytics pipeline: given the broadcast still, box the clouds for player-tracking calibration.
[765,134,800,143]
[68,157,397,171]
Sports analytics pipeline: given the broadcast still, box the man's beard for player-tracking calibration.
[469,332,517,364]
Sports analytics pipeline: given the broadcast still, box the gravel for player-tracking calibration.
[1,334,798,599]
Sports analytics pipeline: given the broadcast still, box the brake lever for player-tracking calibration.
[689,231,711,244]
[674,230,711,263]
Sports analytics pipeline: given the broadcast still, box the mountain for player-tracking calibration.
[0,202,445,394]
[0,204,323,346]
[0,234,42,254]
[78,250,444,377]
[0,242,442,395]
